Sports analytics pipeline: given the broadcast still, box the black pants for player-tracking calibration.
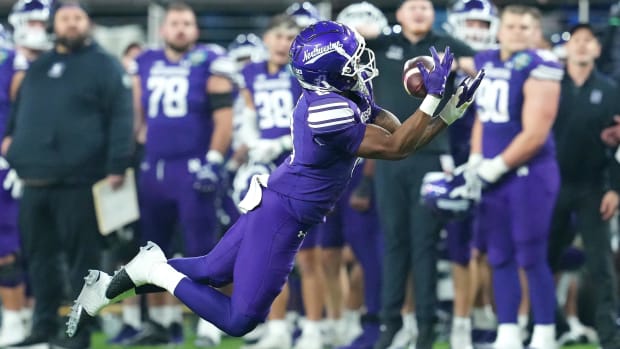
[548,183,620,347]
[19,184,103,335]
[374,154,443,349]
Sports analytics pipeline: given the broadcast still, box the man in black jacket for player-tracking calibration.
[367,1,475,348]
[1,2,133,348]
[548,23,620,349]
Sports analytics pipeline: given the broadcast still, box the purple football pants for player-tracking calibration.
[477,160,559,324]
[139,158,218,257]
[166,188,318,336]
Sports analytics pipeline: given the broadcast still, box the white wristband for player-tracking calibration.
[468,153,483,167]
[419,95,441,116]
[478,155,509,183]
[206,150,224,164]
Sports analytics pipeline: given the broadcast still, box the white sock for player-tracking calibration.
[567,316,583,332]
[302,320,321,336]
[403,312,418,335]
[343,309,360,324]
[167,305,184,324]
[20,308,32,323]
[530,324,556,348]
[452,316,471,329]
[268,319,288,334]
[518,314,529,330]
[122,304,141,329]
[148,306,170,327]
[1,309,22,327]
[149,263,186,294]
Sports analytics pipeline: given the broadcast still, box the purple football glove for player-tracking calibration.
[194,162,224,193]
[417,46,454,97]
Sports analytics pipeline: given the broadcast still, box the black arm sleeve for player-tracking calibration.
[100,58,133,175]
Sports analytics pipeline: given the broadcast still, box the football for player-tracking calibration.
[402,55,435,98]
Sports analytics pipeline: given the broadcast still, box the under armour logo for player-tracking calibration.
[297,231,306,239]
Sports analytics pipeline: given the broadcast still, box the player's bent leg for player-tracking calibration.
[167,215,249,286]
[177,189,309,337]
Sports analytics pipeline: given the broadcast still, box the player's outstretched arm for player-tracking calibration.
[357,68,484,160]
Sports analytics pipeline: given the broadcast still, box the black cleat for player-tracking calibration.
[105,268,136,299]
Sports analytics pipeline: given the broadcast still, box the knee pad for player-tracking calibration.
[516,240,548,269]
[0,253,25,287]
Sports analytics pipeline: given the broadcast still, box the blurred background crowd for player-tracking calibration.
[1,0,620,349]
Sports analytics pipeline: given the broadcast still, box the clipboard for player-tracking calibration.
[92,168,140,236]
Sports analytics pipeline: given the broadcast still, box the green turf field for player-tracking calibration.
[91,332,599,349]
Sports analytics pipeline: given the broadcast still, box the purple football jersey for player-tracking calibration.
[133,45,233,160]
[474,49,563,163]
[268,82,380,216]
[242,62,302,140]
[0,48,15,138]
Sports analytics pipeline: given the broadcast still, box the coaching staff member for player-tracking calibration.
[367,1,475,348]
[1,2,133,348]
[548,23,620,349]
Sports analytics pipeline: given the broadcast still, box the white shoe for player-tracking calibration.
[66,270,112,337]
[0,312,26,346]
[529,324,557,349]
[493,324,524,349]
[387,314,418,349]
[341,314,362,346]
[195,319,222,347]
[242,327,291,349]
[473,307,497,331]
[450,323,473,349]
[106,241,167,299]
[243,324,266,342]
[293,326,323,349]
[125,241,167,287]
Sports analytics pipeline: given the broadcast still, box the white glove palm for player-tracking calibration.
[439,69,485,125]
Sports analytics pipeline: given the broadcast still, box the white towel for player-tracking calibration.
[238,174,270,213]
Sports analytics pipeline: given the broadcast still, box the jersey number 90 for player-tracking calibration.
[477,79,510,124]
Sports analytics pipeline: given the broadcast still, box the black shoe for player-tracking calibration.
[373,320,402,349]
[123,321,169,346]
[49,334,90,349]
[415,324,436,349]
[5,332,52,349]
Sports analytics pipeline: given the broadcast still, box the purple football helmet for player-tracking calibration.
[289,20,378,92]
[420,171,473,220]
[285,2,322,28]
[228,33,266,69]
[445,0,498,50]
[9,0,53,50]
